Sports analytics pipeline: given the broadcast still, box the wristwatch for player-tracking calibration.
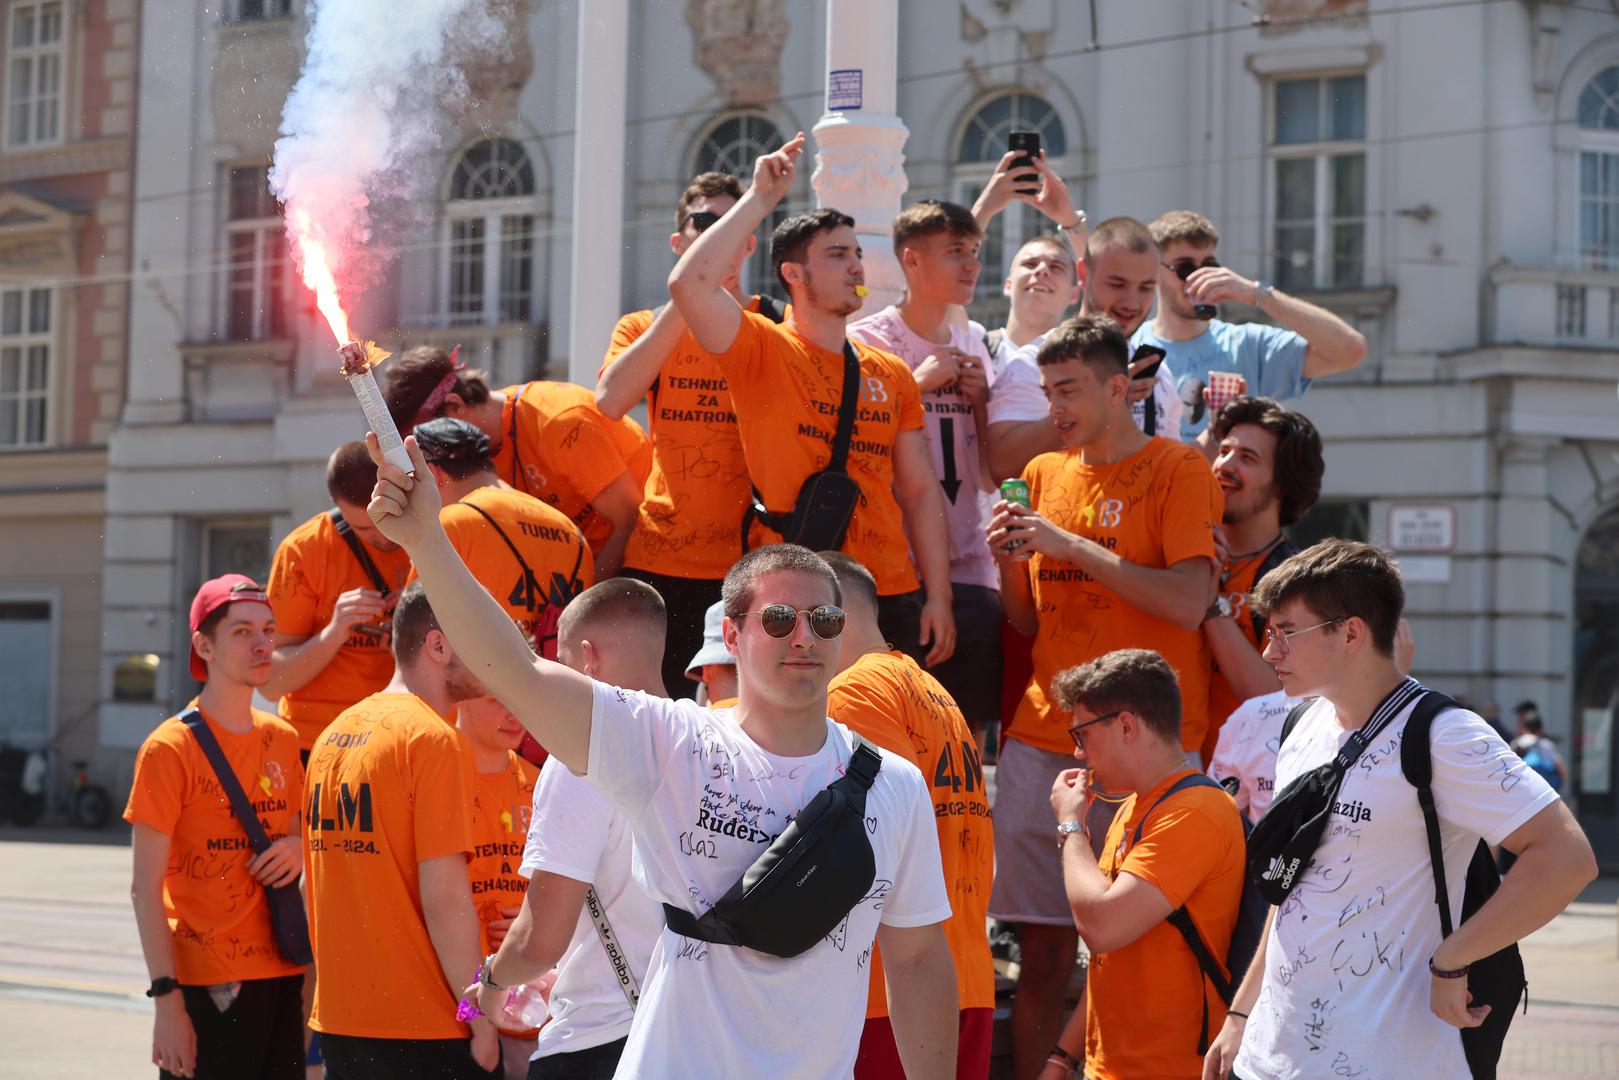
[477,953,505,991]
[146,976,179,998]
[1205,595,1233,622]
[1253,280,1275,306]
[1056,820,1086,848]
[1060,210,1089,232]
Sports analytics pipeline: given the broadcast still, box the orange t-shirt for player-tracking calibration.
[1008,437,1221,755]
[717,312,926,597]
[826,650,995,1015]
[490,380,653,554]
[469,753,539,1037]
[1086,769,1245,1080]
[601,299,769,580]
[707,696,739,710]
[268,511,413,750]
[426,485,593,652]
[305,692,477,1040]
[1202,550,1272,762]
[123,704,304,985]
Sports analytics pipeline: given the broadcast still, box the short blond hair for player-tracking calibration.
[1083,216,1156,269]
[1149,210,1219,250]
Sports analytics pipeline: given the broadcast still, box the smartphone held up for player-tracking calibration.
[1008,130,1041,195]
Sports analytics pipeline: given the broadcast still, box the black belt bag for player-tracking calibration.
[743,340,863,554]
[664,735,882,959]
[181,708,313,967]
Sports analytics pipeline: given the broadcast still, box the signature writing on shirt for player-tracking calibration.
[1329,928,1405,989]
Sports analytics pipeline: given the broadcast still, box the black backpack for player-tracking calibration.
[1130,773,1267,1055]
[1278,690,1526,1078]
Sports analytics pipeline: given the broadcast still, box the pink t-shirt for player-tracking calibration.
[849,307,998,590]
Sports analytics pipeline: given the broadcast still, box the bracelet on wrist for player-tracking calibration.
[1048,1044,1082,1070]
[477,955,506,991]
[1228,1008,1250,1020]
[1428,956,1469,979]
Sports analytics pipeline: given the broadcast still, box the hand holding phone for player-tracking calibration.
[1008,131,1041,195]
[1129,345,1166,382]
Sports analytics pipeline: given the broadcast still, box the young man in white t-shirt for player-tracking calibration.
[850,198,1002,741]
[365,434,958,1080]
[471,579,668,1079]
[1208,619,1415,820]
[1204,540,1596,1080]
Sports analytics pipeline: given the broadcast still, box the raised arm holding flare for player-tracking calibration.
[667,133,957,667]
[369,435,956,1078]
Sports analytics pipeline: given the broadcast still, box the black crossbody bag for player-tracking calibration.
[741,340,863,554]
[180,708,313,967]
[663,735,883,959]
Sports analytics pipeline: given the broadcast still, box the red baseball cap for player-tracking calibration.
[188,574,271,682]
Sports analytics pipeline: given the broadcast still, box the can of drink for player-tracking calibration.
[999,479,1030,508]
[998,479,1031,553]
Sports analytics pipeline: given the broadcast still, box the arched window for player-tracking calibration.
[446,137,539,324]
[957,92,1068,164]
[1577,66,1619,268]
[952,92,1074,320]
[694,114,785,177]
[691,113,787,295]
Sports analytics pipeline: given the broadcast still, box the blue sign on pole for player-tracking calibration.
[828,68,863,111]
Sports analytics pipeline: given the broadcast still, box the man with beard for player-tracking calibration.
[1199,397,1324,761]
[304,582,496,1079]
[667,132,958,669]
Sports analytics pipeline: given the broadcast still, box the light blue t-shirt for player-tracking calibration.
[1129,319,1309,441]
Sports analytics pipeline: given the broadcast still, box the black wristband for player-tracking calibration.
[1048,1045,1081,1070]
[1228,1009,1249,1020]
[1428,956,1469,979]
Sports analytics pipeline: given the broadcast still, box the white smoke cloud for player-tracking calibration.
[270,0,507,307]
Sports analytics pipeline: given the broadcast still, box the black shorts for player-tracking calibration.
[876,589,926,664]
[923,584,1004,733]
[159,973,303,1080]
[528,1036,627,1080]
[620,568,722,701]
[320,1032,500,1080]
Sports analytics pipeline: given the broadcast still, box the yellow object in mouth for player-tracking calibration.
[854,284,869,298]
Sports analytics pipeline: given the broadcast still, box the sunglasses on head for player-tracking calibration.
[680,210,723,233]
[738,604,846,640]
[1165,257,1220,280]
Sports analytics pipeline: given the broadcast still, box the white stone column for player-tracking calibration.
[810,0,908,317]
[565,0,628,385]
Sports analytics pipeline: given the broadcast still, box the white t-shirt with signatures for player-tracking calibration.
[1235,681,1558,1080]
[1207,690,1305,819]
[582,683,951,1079]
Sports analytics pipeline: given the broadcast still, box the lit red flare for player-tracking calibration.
[289,206,352,346]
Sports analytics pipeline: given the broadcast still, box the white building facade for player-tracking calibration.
[101,0,1619,860]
